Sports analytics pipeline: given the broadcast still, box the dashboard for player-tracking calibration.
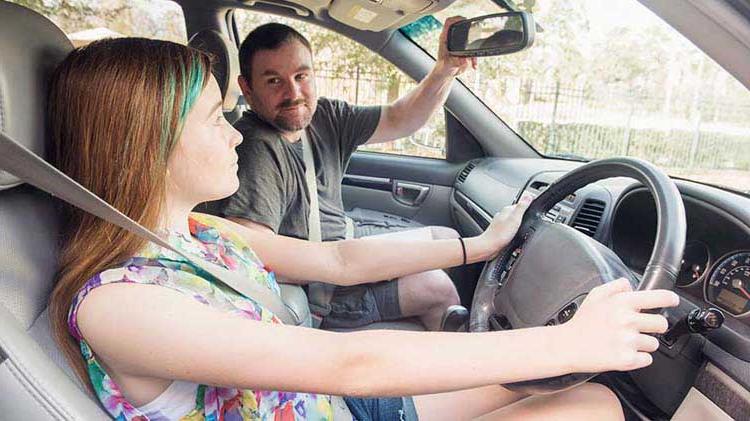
[449,158,750,359]
[448,158,750,418]
[611,188,750,319]
[451,159,750,325]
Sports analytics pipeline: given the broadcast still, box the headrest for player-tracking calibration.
[188,29,242,113]
[0,1,73,191]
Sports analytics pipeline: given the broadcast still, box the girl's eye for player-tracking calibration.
[215,113,224,124]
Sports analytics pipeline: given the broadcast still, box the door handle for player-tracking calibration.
[343,174,391,192]
[392,181,430,206]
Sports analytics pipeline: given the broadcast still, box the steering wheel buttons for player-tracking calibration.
[557,302,578,324]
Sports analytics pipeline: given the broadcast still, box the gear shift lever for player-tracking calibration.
[440,305,469,332]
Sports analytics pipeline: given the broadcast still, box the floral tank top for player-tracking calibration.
[67,213,333,420]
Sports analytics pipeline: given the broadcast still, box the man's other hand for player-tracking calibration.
[436,16,478,77]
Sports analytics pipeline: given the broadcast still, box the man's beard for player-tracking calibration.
[270,98,314,132]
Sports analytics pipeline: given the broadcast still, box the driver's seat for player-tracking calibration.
[0,1,110,419]
[0,3,416,419]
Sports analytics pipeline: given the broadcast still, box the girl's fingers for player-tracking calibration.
[633,313,669,334]
[635,334,660,353]
[630,352,654,370]
[588,278,632,300]
[621,290,680,310]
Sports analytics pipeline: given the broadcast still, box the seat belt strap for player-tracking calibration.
[344,216,355,240]
[302,129,322,243]
[0,131,298,326]
[300,129,336,326]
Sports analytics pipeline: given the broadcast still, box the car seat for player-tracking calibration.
[0,3,420,418]
[0,1,113,418]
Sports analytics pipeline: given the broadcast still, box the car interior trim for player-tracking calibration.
[694,362,750,420]
[671,387,733,421]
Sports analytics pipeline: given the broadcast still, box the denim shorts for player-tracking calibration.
[344,396,419,421]
[319,280,402,329]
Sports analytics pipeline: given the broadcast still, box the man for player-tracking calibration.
[217,18,476,331]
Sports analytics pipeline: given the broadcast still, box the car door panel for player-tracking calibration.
[342,152,460,227]
[343,181,454,227]
[342,110,490,228]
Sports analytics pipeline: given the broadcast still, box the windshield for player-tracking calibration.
[402,0,750,194]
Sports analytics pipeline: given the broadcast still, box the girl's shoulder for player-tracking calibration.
[188,212,265,267]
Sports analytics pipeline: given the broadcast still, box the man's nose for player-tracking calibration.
[284,78,303,99]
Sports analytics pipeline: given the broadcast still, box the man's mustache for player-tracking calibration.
[278,98,307,109]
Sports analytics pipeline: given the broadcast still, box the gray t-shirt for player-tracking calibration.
[216,97,381,241]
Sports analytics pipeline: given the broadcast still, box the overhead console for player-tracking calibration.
[244,0,458,31]
[329,0,456,31]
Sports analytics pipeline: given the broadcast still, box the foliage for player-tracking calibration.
[9,0,186,43]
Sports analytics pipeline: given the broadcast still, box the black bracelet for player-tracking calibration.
[458,237,467,266]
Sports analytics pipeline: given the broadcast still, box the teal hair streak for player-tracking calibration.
[159,54,207,160]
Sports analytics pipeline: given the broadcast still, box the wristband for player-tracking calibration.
[458,237,467,266]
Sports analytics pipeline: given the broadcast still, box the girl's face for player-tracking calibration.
[166,76,243,207]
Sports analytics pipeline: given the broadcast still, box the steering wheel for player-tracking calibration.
[470,157,686,394]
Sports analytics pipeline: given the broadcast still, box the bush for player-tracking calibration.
[517,121,750,170]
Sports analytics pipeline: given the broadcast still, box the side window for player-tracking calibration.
[8,1,187,44]
[235,11,447,159]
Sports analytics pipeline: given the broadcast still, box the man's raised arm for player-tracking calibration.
[366,17,477,144]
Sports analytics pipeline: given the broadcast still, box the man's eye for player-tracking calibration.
[268,78,281,85]
[297,73,309,81]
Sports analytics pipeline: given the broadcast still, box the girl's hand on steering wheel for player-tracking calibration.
[478,196,532,259]
[560,278,679,373]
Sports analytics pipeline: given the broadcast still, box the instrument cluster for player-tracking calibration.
[611,188,750,322]
[703,250,750,317]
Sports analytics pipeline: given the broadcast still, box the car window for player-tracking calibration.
[235,11,447,159]
[8,0,187,45]
[402,0,750,194]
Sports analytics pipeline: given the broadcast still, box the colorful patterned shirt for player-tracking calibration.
[67,213,334,420]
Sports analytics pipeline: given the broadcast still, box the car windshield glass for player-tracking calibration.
[401,0,750,194]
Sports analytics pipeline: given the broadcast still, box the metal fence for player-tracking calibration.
[315,65,446,158]
[313,65,750,171]
[473,78,750,171]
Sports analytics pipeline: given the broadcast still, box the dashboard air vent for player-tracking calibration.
[572,199,606,237]
[456,161,476,184]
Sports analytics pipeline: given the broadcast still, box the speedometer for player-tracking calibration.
[705,251,750,316]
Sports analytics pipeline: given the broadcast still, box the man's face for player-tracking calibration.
[242,39,317,134]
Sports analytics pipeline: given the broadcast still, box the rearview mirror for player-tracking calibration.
[447,12,535,57]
